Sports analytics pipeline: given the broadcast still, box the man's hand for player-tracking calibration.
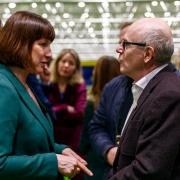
[107,147,118,166]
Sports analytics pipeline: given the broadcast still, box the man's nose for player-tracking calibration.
[116,45,124,54]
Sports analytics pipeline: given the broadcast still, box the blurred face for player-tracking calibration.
[116,28,146,81]
[57,53,76,78]
[31,38,52,74]
[39,66,50,83]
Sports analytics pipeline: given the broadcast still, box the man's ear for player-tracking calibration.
[144,46,154,63]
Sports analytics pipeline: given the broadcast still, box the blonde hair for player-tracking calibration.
[50,48,84,85]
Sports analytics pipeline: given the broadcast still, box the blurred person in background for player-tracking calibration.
[27,60,55,122]
[44,48,87,152]
[0,11,92,180]
[88,22,133,179]
[80,55,120,180]
[37,61,51,85]
[43,48,87,180]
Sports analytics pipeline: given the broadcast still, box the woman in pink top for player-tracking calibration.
[44,49,86,153]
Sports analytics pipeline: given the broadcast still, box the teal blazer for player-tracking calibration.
[0,64,67,180]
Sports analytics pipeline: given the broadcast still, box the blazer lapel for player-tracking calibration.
[121,64,176,140]
[0,65,55,146]
[116,87,133,135]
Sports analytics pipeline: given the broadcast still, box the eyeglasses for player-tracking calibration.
[120,40,146,50]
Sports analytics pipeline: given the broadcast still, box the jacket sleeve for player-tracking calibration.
[89,84,115,160]
[79,100,94,154]
[54,143,68,154]
[110,90,180,180]
[0,81,58,179]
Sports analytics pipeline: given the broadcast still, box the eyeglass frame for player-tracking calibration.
[120,40,146,51]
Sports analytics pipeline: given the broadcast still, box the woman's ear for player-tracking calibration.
[144,46,154,63]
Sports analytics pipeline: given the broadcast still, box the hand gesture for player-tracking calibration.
[62,148,87,165]
[56,154,93,178]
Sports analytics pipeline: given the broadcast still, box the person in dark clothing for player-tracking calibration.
[88,22,133,180]
[89,75,133,179]
[27,74,56,122]
[80,55,121,180]
[110,17,180,180]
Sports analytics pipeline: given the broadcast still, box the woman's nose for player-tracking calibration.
[46,46,52,59]
[64,62,69,67]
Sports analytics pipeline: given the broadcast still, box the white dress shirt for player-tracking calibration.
[120,64,168,135]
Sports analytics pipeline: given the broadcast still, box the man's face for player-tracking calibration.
[116,28,146,81]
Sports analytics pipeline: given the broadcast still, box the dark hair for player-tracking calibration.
[91,55,120,107]
[0,11,55,68]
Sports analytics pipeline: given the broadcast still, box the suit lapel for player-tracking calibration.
[121,64,176,141]
[0,64,55,146]
[30,86,54,129]
[116,87,133,135]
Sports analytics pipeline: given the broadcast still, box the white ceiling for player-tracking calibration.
[1,0,180,60]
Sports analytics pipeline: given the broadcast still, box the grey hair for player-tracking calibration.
[141,29,174,65]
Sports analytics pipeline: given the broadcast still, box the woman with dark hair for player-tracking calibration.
[44,48,87,155]
[0,11,92,180]
[80,55,120,180]
[90,56,120,109]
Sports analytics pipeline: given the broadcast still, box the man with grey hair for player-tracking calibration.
[110,18,180,180]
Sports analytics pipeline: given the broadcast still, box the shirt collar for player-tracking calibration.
[135,64,168,90]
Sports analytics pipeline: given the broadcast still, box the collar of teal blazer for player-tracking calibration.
[0,64,55,147]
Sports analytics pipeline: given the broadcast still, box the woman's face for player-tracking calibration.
[57,53,77,78]
[31,38,52,74]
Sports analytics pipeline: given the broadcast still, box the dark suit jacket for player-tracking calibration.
[110,65,180,180]
[88,76,133,179]
[0,64,67,180]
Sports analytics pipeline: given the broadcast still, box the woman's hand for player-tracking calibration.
[56,154,79,178]
[62,148,87,165]
[56,154,93,178]
[67,105,75,113]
